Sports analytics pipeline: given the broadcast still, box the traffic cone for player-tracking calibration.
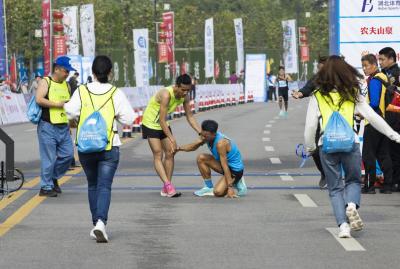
[232,93,237,106]
[122,125,132,137]
[132,109,140,132]
[199,96,204,112]
[138,108,143,132]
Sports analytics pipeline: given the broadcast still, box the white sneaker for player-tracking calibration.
[93,220,108,243]
[90,227,96,240]
[338,222,351,238]
[346,205,364,231]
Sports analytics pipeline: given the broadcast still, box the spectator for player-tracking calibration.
[29,75,42,96]
[267,72,277,102]
[228,71,239,84]
[361,53,393,194]
[35,56,76,197]
[68,72,79,95]
[378,47,400,192]
[292,56,328,189]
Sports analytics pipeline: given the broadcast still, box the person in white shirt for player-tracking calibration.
[304,55,400,238]
[64,55,135,243]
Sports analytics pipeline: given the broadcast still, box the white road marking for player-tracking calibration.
[270,157,281,164]
[265,146,274,152]
[25,128,36,132]
[265,124,272,128]
[294,194,317,207]
[280,175,294,181]
[262,137,270,142]
[269,120,276,123]
[263,130,271,134]
[326,228,366,251]
[274,116,279,119]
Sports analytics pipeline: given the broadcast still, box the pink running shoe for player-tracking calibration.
[165,183,181,198]
[160,186,168,197]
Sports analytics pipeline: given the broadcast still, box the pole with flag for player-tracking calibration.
[0,0,9,78]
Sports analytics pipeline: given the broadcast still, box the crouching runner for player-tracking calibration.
[176,120,247,198]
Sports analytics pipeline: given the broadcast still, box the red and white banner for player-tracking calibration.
[162,12,175,68]
[53,35,67,59]
[214,60,220,79]
[0,91,28,125]
[300,46,309,63]
[42,0,51,75]
[158,43,168,63]
[9,54,17,84]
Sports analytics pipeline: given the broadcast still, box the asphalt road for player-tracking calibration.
[0,99,399,269]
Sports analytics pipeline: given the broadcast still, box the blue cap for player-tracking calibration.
[54,56,76,72]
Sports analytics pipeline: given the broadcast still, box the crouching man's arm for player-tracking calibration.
[176,138,205,152]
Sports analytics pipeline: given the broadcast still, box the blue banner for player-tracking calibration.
[0,0,6,77]
[17,55,28,83]
[36,57,44,77]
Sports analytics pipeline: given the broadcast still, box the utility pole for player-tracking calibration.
[49,0,53,74]
[3,0,8,77]
[154,0,158,84]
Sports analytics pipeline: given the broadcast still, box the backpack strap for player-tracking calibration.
[85,85,118,112]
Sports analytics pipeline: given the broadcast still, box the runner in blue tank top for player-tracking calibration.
[176,120,247,197]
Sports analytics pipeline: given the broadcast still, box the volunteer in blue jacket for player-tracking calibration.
[361,54,393,194]
[304,56,400,238]
[65,56,135,243]
[177,120,247,198]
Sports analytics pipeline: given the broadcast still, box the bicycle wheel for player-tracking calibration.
[4,168,25,193]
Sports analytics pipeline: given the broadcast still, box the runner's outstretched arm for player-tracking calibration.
[183,96,201,133]
[177,138,205,152]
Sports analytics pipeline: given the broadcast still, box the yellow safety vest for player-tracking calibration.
[314,91,355,132]
[142,86,184,130]
[365,72,388,125]
[44,77,70,124]
[76,85,117,151]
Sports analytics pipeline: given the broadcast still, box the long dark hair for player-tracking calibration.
[314,55,363,104]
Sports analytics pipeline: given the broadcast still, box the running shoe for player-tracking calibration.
[346,205,363,231]
[284,111,288,118]
[90,227,96,240]
[160,186,168,197]
[235,177,248,196]
[279,110,285,117]
[165,183,181,198]
[93,220,108,243]
[338,222,351,238]
[194,186,214,197]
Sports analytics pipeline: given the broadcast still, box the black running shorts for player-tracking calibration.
[142,124,172,140]
[278,87,289,102]
[222,168,244,185]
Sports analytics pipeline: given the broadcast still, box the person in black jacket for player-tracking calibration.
[379,47,400,192]
[292,56,327,188]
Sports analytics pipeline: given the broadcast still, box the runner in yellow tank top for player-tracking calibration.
[142,74,201,197]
